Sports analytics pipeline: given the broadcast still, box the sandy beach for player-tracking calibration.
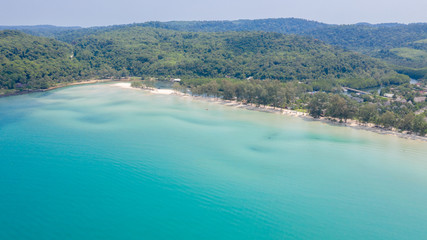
[112,82,175,94]
[112,82,427,142]
[113,82,134,89]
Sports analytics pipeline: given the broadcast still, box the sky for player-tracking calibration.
[1,0,427,27]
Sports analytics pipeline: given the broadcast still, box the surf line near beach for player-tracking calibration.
[111,82,427,142]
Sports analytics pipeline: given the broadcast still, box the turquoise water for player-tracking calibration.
[1,83,427,239]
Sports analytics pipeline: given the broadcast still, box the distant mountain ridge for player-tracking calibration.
[139,18,330,34]
[3,18,427,70]
[0,25,81,38]
[3,17,423,36]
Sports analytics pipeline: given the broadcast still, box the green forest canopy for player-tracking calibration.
[4,18,427,76]
[0,30,88,89]
[0,26,409,90]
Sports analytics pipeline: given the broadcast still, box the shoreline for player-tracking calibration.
[190,95,427,142]
[119,82,427,142]
[2,81,425,142]
[45,79,112,91]
[0,79,112,98]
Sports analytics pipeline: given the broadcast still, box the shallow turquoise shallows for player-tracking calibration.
[1,83,427,240]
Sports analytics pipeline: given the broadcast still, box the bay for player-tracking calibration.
[1,83,426,239]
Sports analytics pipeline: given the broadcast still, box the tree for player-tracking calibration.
[326,95,355,122]
[131,80,143,88]
[221,80,236,100]
[413,115,427,136]
[308,92,328,118]
[358,103,378,123]
[282,84,296,106]
[172,82,187,94]
[39,79,50,89]
[204,81,219,98]
[378,111,397,129]
[399,112,415,132]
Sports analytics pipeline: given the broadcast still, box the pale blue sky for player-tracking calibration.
[1,0,427,27]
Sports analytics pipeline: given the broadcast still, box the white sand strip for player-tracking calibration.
[113,82,133,89]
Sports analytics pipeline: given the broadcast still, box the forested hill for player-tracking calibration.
[127,19,427,53]
[5,19,427,55]
[306,24,427,72]
[0,25,81,38]
[68,27,404,86]
[139,18,329,35]
[0,30,88,89]
[0,27,408,92]
[101,19,427,71]
[307,24,427,52]
[1,18,327,39]
[5,19,427,71]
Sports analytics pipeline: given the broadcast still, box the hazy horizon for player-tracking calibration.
[1,0,427,27]
[1,17,426,29]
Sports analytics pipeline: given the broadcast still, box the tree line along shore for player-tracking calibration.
[131,77,427,137]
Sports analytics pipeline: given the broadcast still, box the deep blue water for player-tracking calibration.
[1,83,427,239]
